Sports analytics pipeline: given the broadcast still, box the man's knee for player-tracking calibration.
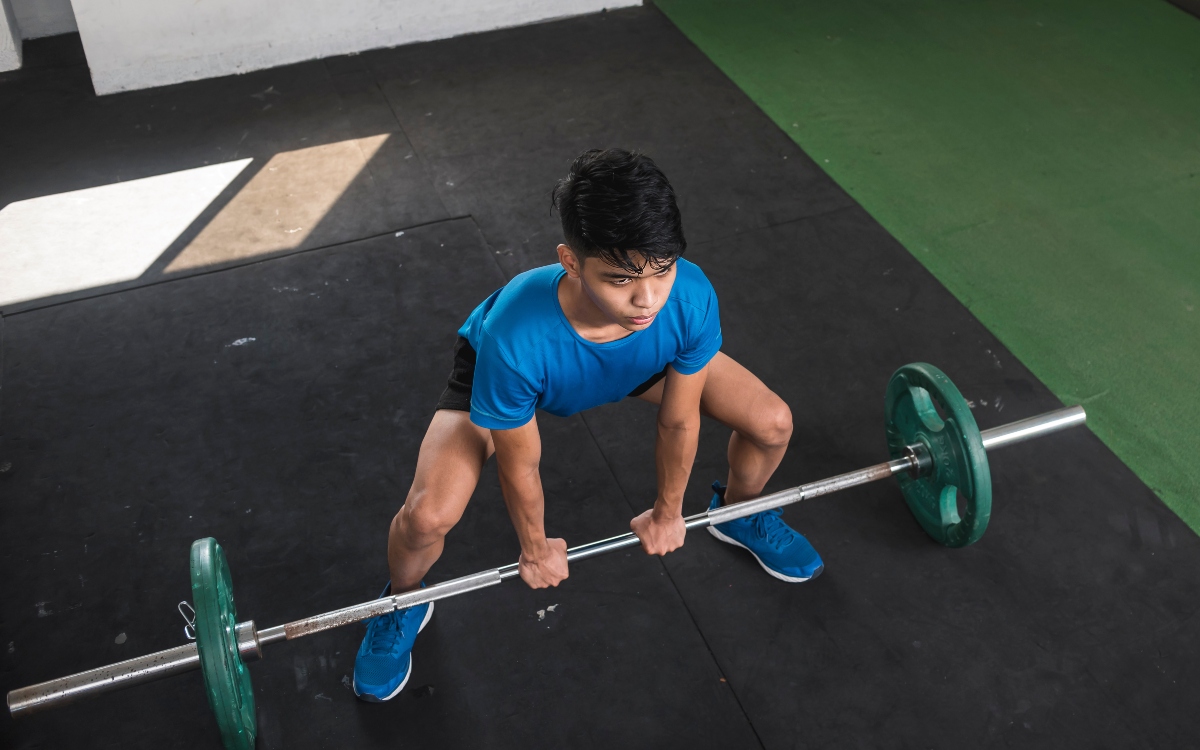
[754,398,793,448]
[394,493,458,543]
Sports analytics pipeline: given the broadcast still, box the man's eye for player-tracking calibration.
[611,278,632,285]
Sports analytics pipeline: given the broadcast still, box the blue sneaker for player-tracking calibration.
[707,482,824,582]
[353,583,434,702]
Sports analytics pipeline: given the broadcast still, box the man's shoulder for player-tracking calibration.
[668,258,717,312]
[477,265,565,364]
[487,264,561,325]
[509,263,562,288]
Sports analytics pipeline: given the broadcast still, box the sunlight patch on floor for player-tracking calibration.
[165,134,391,272]
[0,159,252,306]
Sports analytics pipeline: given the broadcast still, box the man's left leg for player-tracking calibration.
[637,351,823,581]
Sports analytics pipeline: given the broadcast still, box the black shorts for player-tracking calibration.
[435,336,669,414]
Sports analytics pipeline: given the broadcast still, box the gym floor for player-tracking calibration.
[1,5,1197,749]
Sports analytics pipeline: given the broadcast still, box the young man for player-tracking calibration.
[353,148,824,701]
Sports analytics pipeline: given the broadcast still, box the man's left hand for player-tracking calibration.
[630,509,687,556]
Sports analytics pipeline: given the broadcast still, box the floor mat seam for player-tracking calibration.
[367,74,454,221]
[576,411,769,750]
[693,203,861,250]
[2,216,475,317]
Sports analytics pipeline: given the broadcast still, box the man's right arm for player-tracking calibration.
[491,417,569,589]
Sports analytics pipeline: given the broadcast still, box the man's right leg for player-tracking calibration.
[355,409,493,701]
[388,409,495,592]
[635,354,821,582]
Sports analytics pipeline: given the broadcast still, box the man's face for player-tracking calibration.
[567,247,678,332]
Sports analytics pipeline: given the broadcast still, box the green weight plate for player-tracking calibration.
[885,363,992,547]
[190,538,256,750]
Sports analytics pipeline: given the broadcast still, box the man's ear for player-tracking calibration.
[557,244,583,279]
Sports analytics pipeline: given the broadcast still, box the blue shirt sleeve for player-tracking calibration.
[671,278,722,375]
[469,329,540,429]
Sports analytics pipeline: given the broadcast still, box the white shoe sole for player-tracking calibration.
[354,600,435,702]
[707,526,820,583]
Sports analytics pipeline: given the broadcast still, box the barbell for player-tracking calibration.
[6,363,1087,748]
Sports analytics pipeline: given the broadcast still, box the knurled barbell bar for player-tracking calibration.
[6,363,1087,749]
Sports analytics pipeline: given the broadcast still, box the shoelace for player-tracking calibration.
[752,509,795,550]
[364,612,405,655]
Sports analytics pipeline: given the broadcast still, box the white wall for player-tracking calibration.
[72,0,640,95]
[12,0,76,39]
[0,0,20,71]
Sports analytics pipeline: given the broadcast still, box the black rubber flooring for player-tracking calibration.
[2,6,1198,749]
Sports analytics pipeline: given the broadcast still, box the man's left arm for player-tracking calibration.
[630,364,708,555]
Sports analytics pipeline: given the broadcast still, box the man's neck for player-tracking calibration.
[557,274,634,344]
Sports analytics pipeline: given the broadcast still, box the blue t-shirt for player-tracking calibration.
[457,258,722,429]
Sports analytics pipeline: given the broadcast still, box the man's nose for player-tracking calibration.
[631,283,656,310]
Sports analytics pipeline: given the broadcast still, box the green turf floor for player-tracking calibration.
[656,0,1200,533]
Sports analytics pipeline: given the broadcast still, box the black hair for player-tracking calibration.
[551,148,686,273]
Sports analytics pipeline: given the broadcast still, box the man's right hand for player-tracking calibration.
[518,538,569,589]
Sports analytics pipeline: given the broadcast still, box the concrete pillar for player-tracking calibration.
[0,0,21,72]
[13,0,78,39]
